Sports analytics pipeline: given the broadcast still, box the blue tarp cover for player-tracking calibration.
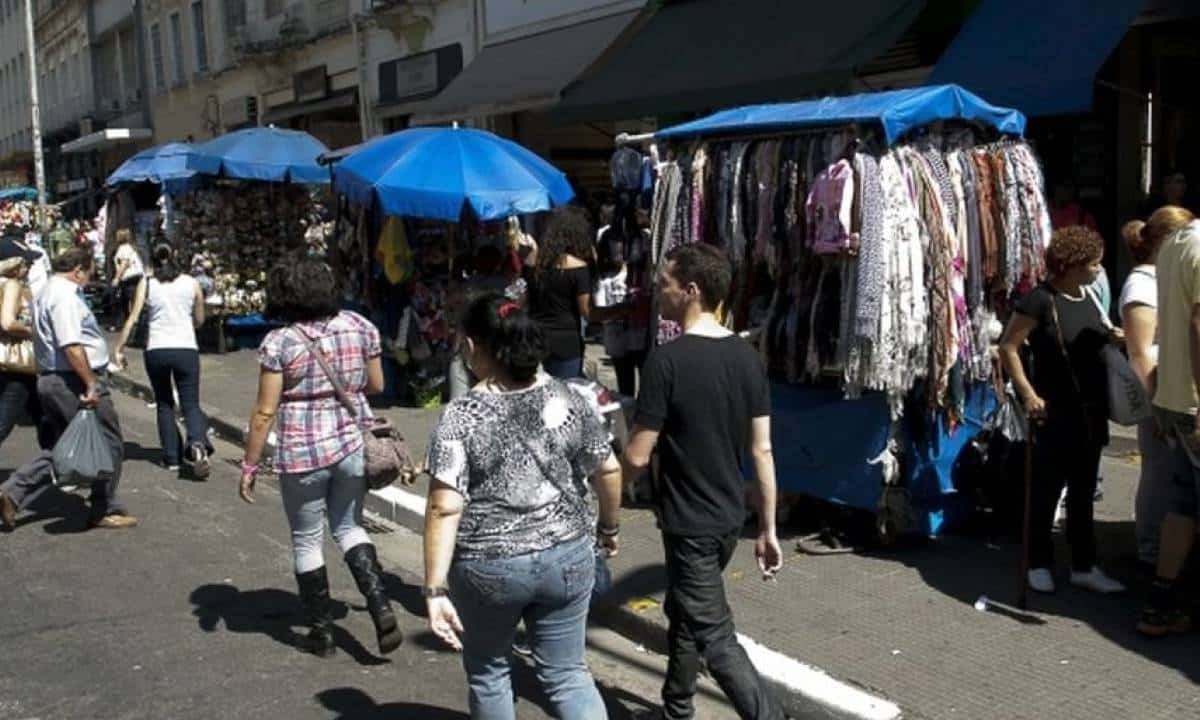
[655,84,1026,146]
[928,0,1143,117]
[0,187,37,201]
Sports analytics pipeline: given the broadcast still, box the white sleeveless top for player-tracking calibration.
[146,275,199,351]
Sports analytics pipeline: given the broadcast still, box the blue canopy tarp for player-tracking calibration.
[655,84,1026,146]
[334,127,574,221]
[0,187,38,201]
[106,142,220,187]
[193,127,330,184]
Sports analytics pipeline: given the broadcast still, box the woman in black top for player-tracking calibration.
[525,207,626,379]
[999,226,1126,596]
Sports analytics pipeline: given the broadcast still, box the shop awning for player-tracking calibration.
[263,90,358,125]
[61,128,152,154]
[410,10,639,125]
[655,84,1026,146]
[554,0,927,124]
[927,0,1144,117]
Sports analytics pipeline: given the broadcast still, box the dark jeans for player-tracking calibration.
[662,532,783,720]
[543,356,584,380]
[1030,421,1102,572]
[0,372,127,519]
[612,350,646,397]
[0,371,52,450]
[144,348,209,466]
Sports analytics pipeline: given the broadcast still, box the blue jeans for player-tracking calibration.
[543,356,584,380]
[449,533,606,720]
[144,349,210,466]
[279,448,371,574]
[1154,406,1200,518]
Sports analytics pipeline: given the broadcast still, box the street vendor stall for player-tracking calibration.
[645,84,1048,535]
[330,126,575,405]
[105,129,333,350]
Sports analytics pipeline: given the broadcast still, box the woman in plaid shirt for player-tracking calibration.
[238,258,403,658]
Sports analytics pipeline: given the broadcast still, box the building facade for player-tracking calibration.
[0,0,34,187]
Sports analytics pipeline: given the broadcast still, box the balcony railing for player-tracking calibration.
[229,0,350,58]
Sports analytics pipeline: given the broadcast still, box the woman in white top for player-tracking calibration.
[111,228,145,330]
[114,244,212,478]
[1119,218,1173,565]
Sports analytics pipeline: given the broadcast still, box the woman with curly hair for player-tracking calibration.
[525,207,626,379]
[999,225,1127,595]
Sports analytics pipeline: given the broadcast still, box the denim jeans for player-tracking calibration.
[0,371,51,450]
[1135,416,1176,563]
[1154,406,1200,518]
[279,448,370,574]
[662,532,783,720]
[448,533,606,720]
[144,348,210,466]
[543,357,584,380]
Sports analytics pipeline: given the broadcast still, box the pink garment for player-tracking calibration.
[805,159,857,255]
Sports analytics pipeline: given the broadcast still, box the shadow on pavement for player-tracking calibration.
[189,583,390,667]
[317,687,469,719]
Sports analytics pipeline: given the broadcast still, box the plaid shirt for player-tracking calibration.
[259,311,382,475]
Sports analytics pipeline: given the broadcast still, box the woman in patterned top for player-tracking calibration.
[424,293,622,720]
[238,258,403,658]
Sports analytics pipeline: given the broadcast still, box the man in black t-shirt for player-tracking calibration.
[623,244,783,720]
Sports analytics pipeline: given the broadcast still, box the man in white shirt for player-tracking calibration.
[0,247,136,531]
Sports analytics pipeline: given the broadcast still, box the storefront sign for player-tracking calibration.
[484,0,633,38]
[378,44,464,105]
[294,66,329,104]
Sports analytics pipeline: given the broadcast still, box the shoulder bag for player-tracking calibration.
[0,280,35,375]
[292,328,416,489]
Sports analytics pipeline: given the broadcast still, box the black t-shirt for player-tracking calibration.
[635,334,771,536]
[1014,283,1109,417]
[526,266,592,362]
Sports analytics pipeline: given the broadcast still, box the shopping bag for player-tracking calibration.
[1102,344,1151,426]
[52,409,115,486]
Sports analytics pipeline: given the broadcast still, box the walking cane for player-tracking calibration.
[1017,424,1035,610]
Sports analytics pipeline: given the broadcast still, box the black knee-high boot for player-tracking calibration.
[294,566,336,657]
[344,544,403,654]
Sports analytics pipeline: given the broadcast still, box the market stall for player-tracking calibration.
[645,84,1048,535]
[330,126,574,405]
[105,129,333,350]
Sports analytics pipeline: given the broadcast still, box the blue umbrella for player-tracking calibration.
[194,127,330,184]
[333,127,575,221]
[106,142,220,187]
[0,187,38,201]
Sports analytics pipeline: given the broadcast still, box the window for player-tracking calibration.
[170,12,185,85]
[150,23,165,91]
[191,1,208,74]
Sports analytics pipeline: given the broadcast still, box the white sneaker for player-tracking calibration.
[1053,487,1068,530]
[1069,567,1125,594]
[1028,568,1056,593]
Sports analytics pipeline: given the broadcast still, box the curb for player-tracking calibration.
[109,372,903,720]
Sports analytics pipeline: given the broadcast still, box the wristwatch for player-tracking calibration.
[422,585,449,599]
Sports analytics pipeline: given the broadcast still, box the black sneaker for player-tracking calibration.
[1137,605,1192,637]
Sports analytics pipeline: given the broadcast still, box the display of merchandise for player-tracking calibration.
[169,183,330,315]
[650,129,1050,420]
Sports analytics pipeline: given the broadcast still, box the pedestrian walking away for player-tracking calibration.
[109,229,144,331]
[113,244,212,477]
[423,292,622,720]
[0,246,136,531]
[999,226,1125,596]
[238,258,403,658]
[623,244,785,720]
[1135,207,1200,637]
[0,249,51,457]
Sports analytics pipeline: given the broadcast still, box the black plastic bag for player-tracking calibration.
[52,409,115,486]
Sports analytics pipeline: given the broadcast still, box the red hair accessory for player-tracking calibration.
[498,302,520,319]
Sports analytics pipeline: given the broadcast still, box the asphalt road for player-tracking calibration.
[0,391,733,720]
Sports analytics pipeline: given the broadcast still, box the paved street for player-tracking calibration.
[0,391,732,720]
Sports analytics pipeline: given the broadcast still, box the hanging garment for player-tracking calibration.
[611,147,645,191]
[753,140,781,263]
[957,152,985,312]
[853,153,885,343]
[805,159,857,255]
[690,146,709,245]
[376,216,414,285]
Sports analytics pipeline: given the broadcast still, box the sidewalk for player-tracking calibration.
[109,346,1199,720]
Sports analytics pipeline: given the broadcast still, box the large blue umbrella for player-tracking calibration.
[194,127,330,184]
[333,127,575,221]
[0,187,38,201]
[106,142,220,187]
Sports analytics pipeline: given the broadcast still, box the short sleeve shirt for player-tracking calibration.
[258,310,382,474]
[426,376,612,560]
[1155,221,1200,415]
[114,244,144,281]
[634,334,770,536]
[33,275,109,371]
[1014,283,1109,414]
[1119,266,1158,365]
[526,266,592,362]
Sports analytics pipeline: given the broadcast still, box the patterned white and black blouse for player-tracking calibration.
[426,376,612,560]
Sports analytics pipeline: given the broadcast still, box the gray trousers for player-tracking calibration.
[0,372,127,518]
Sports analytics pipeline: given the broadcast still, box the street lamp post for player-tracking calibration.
[22,0,47,217]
